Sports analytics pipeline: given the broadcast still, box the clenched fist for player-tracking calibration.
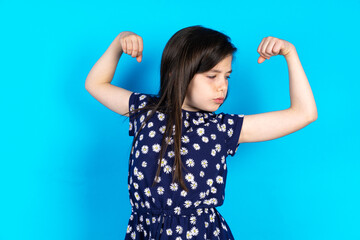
[257,36,295,64]
[119,31,143,63]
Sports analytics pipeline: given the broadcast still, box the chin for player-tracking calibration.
[214,104,223,111]
[211,106,220,112]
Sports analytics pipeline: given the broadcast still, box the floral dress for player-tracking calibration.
[125,92,245,240]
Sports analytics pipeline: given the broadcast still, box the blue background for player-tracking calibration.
[1,0,359,239]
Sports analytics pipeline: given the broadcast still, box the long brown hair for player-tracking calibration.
[123,25,237,192]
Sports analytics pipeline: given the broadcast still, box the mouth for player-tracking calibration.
[214,98,224,104]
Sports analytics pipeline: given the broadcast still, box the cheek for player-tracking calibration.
[188,85,205,101]
[188,77,213,99]
[194,82,211,94]
[195,80,212,90]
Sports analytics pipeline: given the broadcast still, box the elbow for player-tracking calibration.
[85,79,89,91]
[85,80,93,92]
[291,107,318,122]
[313,112,318,121]
[85,76,96,91]
[298,106,318,123]
[85,79,91,91]
[310,107,318,122]
[307,111,318,122]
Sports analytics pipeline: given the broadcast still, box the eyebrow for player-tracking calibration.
[209,69,232,73]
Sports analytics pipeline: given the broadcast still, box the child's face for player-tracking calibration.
[182,54,232,112]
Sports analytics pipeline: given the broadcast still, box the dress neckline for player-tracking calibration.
[181,108,214,120]
[181,108,213,114]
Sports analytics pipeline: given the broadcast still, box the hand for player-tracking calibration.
[118,31,143,63]
[257,36,295,64]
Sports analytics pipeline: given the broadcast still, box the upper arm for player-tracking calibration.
[85,83,133,117]
[238,108,316,144]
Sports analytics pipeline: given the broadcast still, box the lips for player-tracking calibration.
[214,98,224,104]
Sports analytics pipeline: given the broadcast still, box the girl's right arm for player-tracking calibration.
[85,31,143,117]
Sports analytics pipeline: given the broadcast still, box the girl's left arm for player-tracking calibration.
[239,37,317,144]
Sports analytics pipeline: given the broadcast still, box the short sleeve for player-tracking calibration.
[128,92,150,137]
[218,113,245,157]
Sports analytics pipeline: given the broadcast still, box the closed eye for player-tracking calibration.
[207,75,231,80]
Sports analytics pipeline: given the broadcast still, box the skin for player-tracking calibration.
[182,55,233,113]
[85,31,317,145]
[119,31,144,62]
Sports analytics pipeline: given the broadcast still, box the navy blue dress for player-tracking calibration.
[125,92,244,240]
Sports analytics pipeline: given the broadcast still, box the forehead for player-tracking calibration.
[209,55,233,72]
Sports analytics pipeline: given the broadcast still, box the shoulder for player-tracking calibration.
[129,92,159,111]
[212,112,245,123]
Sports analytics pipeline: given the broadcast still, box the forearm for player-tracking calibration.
[285,47,318,120]
[85,34,123,88]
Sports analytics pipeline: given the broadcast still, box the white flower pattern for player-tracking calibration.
[126,92,244,239]
[186,158,195,167]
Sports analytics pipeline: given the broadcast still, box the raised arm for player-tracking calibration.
[239,37,318,144]
[85,31,143,117]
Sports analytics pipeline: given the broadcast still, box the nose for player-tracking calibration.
[217,77,228,94]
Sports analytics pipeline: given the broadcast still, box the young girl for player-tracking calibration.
[85,25,317,240]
